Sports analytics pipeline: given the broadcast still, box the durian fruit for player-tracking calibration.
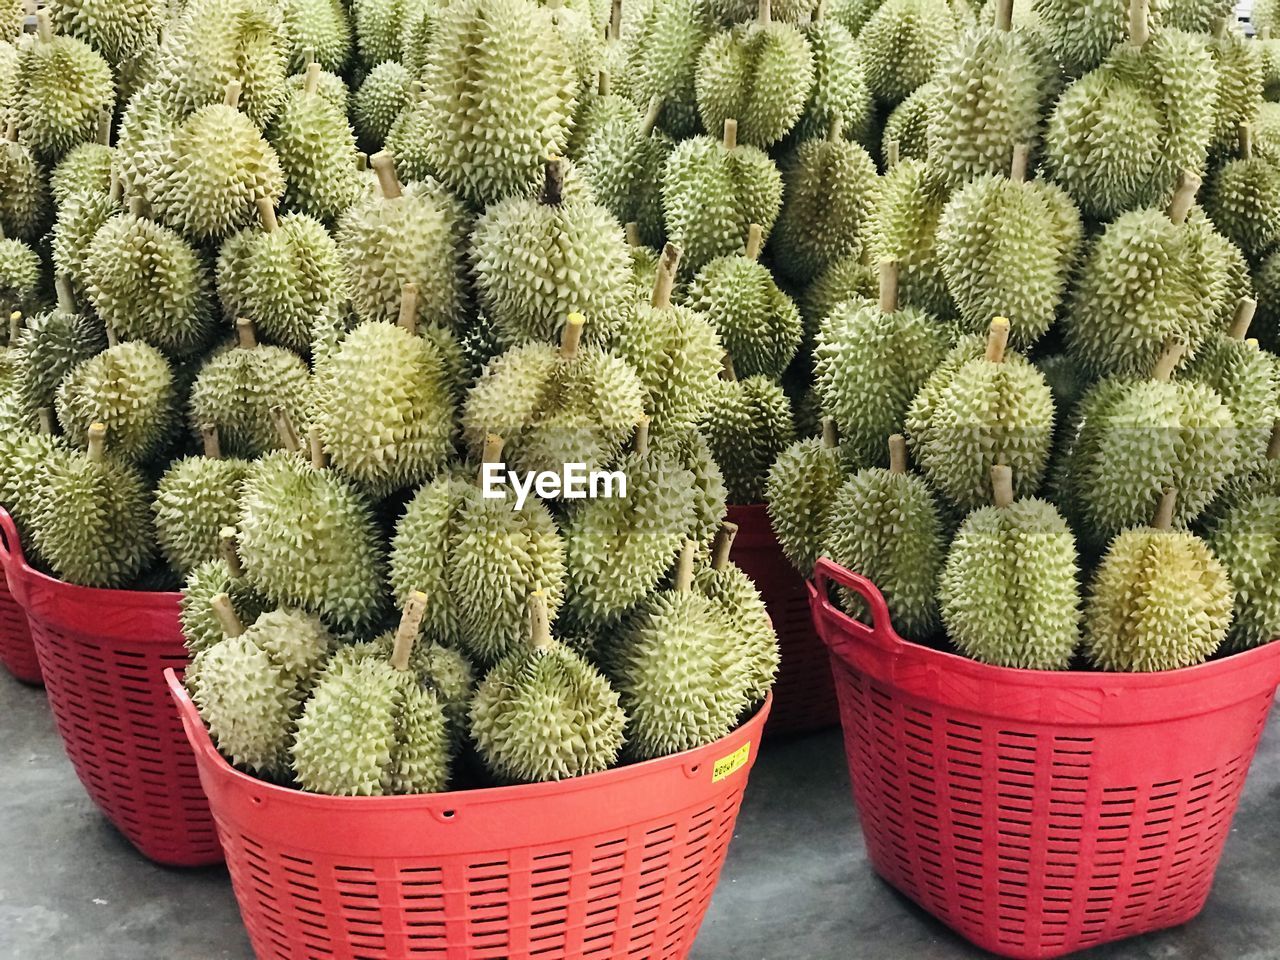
[337,153,467,330]
[1206,490,1280,651]
[1060,342,1239,545]
[0,125,52,241]
[936,146,1082,348]
[83,201,216,358]
[292,593,451,795]
[400,0,439,77]
[1033,0,1147,76]
[181,528,270,657]
[883,82,939,164]
[865,154,952,317]
[1085,490,1233,671]
[625,0,715,139]
[382,94,442,184]
[927,0,1048,187]
[238,423,387,632]
[312,285,457,498]
[217,201,348,355]
[815,261,951,468]
[711,0,815,21]
[188,319,312,459]
[1204,125,1280,259]
[651,424,729,553]
[577,95,673,250]
[547,0,604,104]
[771,122,879,286]
[352,60,414,151]
[280,0,352,72]
[418,0,576,206]
[154,426,251,577]
[352,0,407,67]
[49,123,113,206]
[0,409,62,562]
[471,158,633,348]
[686,224,801,379]
[150,81,287,244]
[0,1,21,41]
[471,592,626,782]
[766,418,846,575]
[29,423,155,588]
[46,0,163,65]
[56,340,176,464]
[661,120,784,277]
[695,0,815,148]
[821,435,945,640]
[13,277,107,418]
[1208,18,1262,153]
[568,71,642,159]
[612,245,723,436]
[793,5,871,143]
[940,464,1080,669]
[0,237,41,317]
[701,358,796,504]
[267,64,362,225]
[606,542,749,760]
[907,317,1054,510]
[14,13,114,161]
[189,594,334,780]
[113,81,181,202]
[858,0,958,105]
[1161,0,1235,32]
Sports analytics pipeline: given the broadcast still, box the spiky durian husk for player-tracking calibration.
[389,472,471,639]
[694,562,778,701]
[472,641,625,781]
[0,431,62,563]
[188,344,312,459]
[49,142,112,206]
[549,2,603,102]
[650,427,729,553]
[815,301,950,468]
[47,0,162,64]
[882,80,937,163]
[625,0,714,139]
[865,158,952,317]
[154,458,250,576]
[1259,0,1280,36]
[1209,24,1261,152]
[937,176,1081,350]
[799,254,877,348]
[13,306,107,417]
[773,136,878,286]
[822,467,944,640]
[1037,353,1089,422]
[338,180,467,330]
[859,0,957,105]
[940,498,1080,669]
[766,436,846,575]
[1183,335,1280,474]
[569,90,639,161]
[1253,248,1280,353]
[352,60,413,150]
[113,81,180,201]
[0,0,20,40]
[383,99,441,184]
[710,0,815,20]
[1161,0,1234,31]
[352,0,404,66]
[281,0,352,72]
[0,39,16,117]
[181,560,270,657]
[56,342,176,464]
[1186,207,1253,333]
[268,84,362,225]
[1204,156,1280,259]
[1032,0,1149,76]
[577,109,673,250]
[1084,527,1232,671]
[687,256,800,380]
[238,452,387,632]
[14,34,113,162]
[400,0,438,76]
[1206,493,1280,650]
[30,446,155,588]
[0,139,51,241]
[794,17,871,143]
[701,375,796,505]
[0,239,41,317]
[83,213,215,357]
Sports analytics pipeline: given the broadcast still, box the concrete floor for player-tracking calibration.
[3,669,1280,960]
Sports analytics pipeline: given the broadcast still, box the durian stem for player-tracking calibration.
[624,221,641,247]
[1268,421,1280,461]
[529,592,553,652]
[711,522,738,570]
[1166,170,1201,226]
[560,313,585,359]
[54,275,75,314]
[36,408,54,436]
[390,591,429,671]
[651,244,681,308]
[888,434,908,474]
[641,96,663,137]
[1212,15,1228,38]
[304,62,321,96]
[634,416,651,456]
[1229,299,1257,339]
[1151,341,1186,381]
[609,0,622,40]
[985,317,1010,363]
[827,114,844,142]
[7,311,19,344]
[994,0,1013,30]
[1264,25,1274,40]
[398,282,419,335]
[235,318,257,349]
[356,151,368,172]
[885,140,900,168]
[813,0,826,21]
[1128,0,1150,47]
[745,223,763,261]
[723,119,738,151]
[674,540,696,592]
[96,110,111,147]
[478,434,505,485]
[1152,489,1177,531]
[597,69,610,97]
[991,464,1015,509]
[86,423,107,463]
[104,323,118,348]
[255,198,278,233]
[3,121,15,143]
[540,157,566,206]
[128,195,148,219]
[109,171,121,204]
[35,9,51,42]
[210,593,245,638]
[370,152,403,200]
[200,423,222,459]
[821,417,838,449]
[219,527,244,578]
[0,220,4,240]
[878,260,899,314]
[721,351,738,381]
[308,424,328,470]
[1239,124,1253,160]
[269,405,301,453]
[757,0,771,22]
[223,80,243,109]
[1010,143,1029,182]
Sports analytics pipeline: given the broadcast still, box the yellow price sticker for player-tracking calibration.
[712,742,751,783]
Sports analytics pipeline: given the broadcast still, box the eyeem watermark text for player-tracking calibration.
[482,462,627,510]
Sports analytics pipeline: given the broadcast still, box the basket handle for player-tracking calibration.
[0,506,30,606]
[811,557,901,652]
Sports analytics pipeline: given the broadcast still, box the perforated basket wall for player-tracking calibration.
[0,510,221,867]
[0,570,39,684]
[728,504,837,735]
[809,558,1280,960]
[169,670,770,960]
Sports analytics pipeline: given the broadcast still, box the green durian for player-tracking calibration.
[0,133,52,241]
[0,1,20,40]
[701,364,796,505]
[865,156,952,317]
[0,415,62,564]
[280,0,352,72]
[1085,491,1233,671]
[548,1,604,103]
[1163,0,1234,31]
[568,79,640,159]
[859,0,958,105]
[577,96,673,250]
[1208,19,1261,153]
[799,254,878,352]
[56,340,176,464]
[112,81,180,202]
[1033,0,1150,76]
[0,238,41,318]
[650,424,729,553]
[352,0,405,67]
[12,279,107,418]
[1259,0,1280,36]
[400,0,439,77]
[940,464,1081,669]
[14,14,114,162]
[154,427,251,577]
[1204,126,1280,258]
[389,466,473,642]
[382,95,441,184]
[1206,491,1280,651]
[49,137,112,206]
[351,60,413,151]
[46,0,162,65]
[710,0,815,21]
[766,418,846,575]
[0,39,17,127]
[180,531,270,657]
[1253,247,1280,352]
[625,0,715,139]
[793,11,871,143]
[882,82,937,163]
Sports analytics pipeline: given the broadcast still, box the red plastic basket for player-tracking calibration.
[809,557,1280,960]
[0,518,40,683]
[169,669,770,960]
[728,504,838,735]
[0,509,222,867]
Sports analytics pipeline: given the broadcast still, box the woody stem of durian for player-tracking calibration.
[97,110,111,146]
[128,195,149,219]
[1010,143,1029,182]
[210,593,246,638]
[812,0,826,21]
[86,423,107,463]
[994,0,1013,31]
[356,151,368,172]
[634,416,651,456]
[991,464,1015,509]
[1129,0,1150,47]
[1152,341,1187,381]
[398,282,419,336]
[7,311,18,343]
[986,317,1010,363]
[269,405,301,453]
[478,434,505,485]
[598,70,610,97]
[1240,124,1253,160]
[541,157,566,206]
[54,274,75,314]
[827,114,844,142]
[1167,170,1201,226]
[888,434,908,474]
[35,9,51,42]
[641,95,663,137]
[304,62,321,96]
[723,118,738,151]
[758,0,770,25]
[370,151,403,200]
[36,407,54,436]
[1229,298,1257,339]
[711,522,739,571]
[1152,489,1177,531]
[104,323,117,347]
[219,526,245,578]
[235,317,257,349]
[745,223,763,261]
[308,424,328,470]
[391,591,429,671]
[609,0,622,41]
[529,591,554,652]
[721,351,737,381]
[224,80,243,109]
[624,221,642,246]
[109,170,121,204]
[4,121,15,142]
[878,260,899,314]
[561,313,585,359]
[256,197,278,233]
[651,243,681,307]
[200,423,222,460]
[821,417,838,449]
[885,139,900,168]
[674,540,696,592]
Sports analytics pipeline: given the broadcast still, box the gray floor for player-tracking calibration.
[3,668,1280,960]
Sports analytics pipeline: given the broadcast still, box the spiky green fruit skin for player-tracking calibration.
[1183,335,1280,475]
[30,446,155,588]
[281,0,352,72]
[180,562,268,657]
[238,453,387,633]
[1037,353,1089,422]
[1061,379,1239,546]
[383,98,441,184]
[800,255,878,346]
[418,0,576,206]
[189,343,312,459]
[13,307,106,418]
[154,458,250,576]
[353,0,408,66]
[688,256,800,380]
[766,437,846,575]
[569,90,638,161]
[313,322,456,498]
[822,467,944,640]
[389,472,471,640]
[1259,0,1280,36]
[352,60,413,150]
[471,641,625,782]
[940,498,1081,670]
[613,301,723,437]
[866,159,952,317]
[1209,24,1261,153]
[694,562,778,701]
[49,143,112,207]
[661,135,783,277]
[471,190,632,348]
[268,85,362,226]
[549,3,603,102]
[701,376,796,505]
[47,0,162,64]
[400,0,438,76]
[1254,248,1280,353]
[14,35,113,162]
[695,21,814,149]
[338,181,467,330]
[1030,0,1136,76]
[651,427,729,554]
[882,81,937,163]
[625,0,714,139]
[1187,207,1252,334]
[0,239,41,317]
[937,176,1081,350]
[114,82,180,201]
[56,342,176,464]
[292,656,450,796]
[577,110,673,251]
[217,215,347,355]
[710,0,815,20]
[1204,157,1280,259]
[773,137,878,286]
[0,1,19,40]
[859,0,957,105]
[1206,493,1280,651]
[151,104,286,244]
[1084,527,1232,671]
[928,25,1046,187]
[0,139,51,242]
[0,431,63,563]
[83,213,215,358]
[0,39,16,119]
[794,18,871,144]
[815,301,950,469]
